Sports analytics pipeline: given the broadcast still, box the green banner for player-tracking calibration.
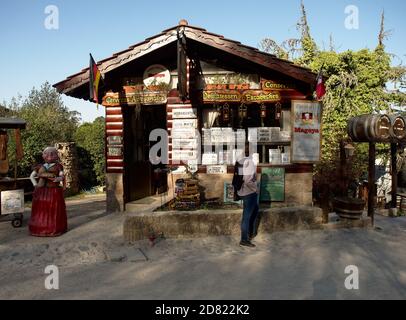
[260,168,285,202]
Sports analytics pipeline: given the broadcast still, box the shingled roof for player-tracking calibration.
[53,22,317,100]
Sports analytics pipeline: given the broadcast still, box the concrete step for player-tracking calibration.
[125,193,173,213]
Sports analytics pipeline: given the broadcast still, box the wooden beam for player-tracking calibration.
[391,143,398,209]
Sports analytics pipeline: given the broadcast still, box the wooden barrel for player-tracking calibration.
[333,197,365,220]
[389,115,406,141]
[347,114,391,142]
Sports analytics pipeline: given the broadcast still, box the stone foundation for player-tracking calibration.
[167,171,313,206]
[123,206,323,242]
[106,173,124,212]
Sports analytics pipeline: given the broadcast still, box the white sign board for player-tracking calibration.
[172,119,198,129]
[171,128,197,139]
[172,108,198,119]
[172,139,198,149]
[1,189,24,215]
[202,153,218,165]
[291,100,322,163]
[207,165,228,174]
[143,64,171,87]
[171,150,198,161]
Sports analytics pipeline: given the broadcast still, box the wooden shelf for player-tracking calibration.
[256,141,291,146]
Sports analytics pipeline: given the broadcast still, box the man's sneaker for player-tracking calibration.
[249,233,258,241]
[239,240,256,248]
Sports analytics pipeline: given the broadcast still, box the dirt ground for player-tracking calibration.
[0,194,405,300]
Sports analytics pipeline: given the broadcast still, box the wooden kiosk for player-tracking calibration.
[54,21,321,212]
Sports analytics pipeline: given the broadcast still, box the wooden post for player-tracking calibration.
[339,139,347,197]
[391,143,398,209]
[368,142,376,226]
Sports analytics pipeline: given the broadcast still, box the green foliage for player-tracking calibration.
[261,3,405,199]
[5,82,80,177]
[74,117,105,186]
[3,82,105,191]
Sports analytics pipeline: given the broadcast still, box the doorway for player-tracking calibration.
[123,104,168,203]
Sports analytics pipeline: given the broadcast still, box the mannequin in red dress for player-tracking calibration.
[29,147,67,237]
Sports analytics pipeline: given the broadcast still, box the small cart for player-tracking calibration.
[0,117,27,228]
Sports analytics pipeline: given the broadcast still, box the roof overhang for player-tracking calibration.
[53,24,317,101]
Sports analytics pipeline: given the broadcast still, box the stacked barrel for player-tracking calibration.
[348,114,406,143]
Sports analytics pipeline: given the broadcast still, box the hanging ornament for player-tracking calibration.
[275,102,282,120]
[260,103,267,118]
[222,103,230,122]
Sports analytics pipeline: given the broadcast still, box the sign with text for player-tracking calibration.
[224,182,242,204]
[172,119,198,129]
[1,189,24,215]
[171,128,197,139]
[291,100,322,163]
[171,150,198,161]
[207,165,228,174]
[172,139,198,149]
[103,92,167,106]
[107,136,123,145]
[203,90,241,103]
[107,147,123,157]
[172,108,197,119]
[260,168,285,202]
[242,90,281,103]
[261,79,296,91]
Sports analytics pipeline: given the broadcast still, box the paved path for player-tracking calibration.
[0,195,405,300]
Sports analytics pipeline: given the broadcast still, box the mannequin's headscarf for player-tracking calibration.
[42,147,60,163]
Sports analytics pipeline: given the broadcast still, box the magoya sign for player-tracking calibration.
[103,91,167,106]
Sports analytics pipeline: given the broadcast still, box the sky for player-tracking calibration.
[1,0,405,123]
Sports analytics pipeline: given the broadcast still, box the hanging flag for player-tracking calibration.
[316,67,326,100]
[177,26,188,101]
[89,53,102,107]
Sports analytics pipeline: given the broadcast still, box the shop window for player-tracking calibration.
[200,103,291,166]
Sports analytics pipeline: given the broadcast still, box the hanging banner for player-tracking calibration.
[242,90,281,103]
[261,79,296,91]
[291,100,322,163]
[102,92,167,106]
[203,91,241,103]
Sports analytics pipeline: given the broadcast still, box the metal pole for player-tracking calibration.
[368,142,376,226]
[391,143,398,209]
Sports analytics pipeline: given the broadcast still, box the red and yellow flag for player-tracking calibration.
[89,53,102,106]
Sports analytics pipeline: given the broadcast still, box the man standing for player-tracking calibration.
[236,148,259,248]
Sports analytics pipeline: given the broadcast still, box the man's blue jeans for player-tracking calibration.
[241,192,259,242]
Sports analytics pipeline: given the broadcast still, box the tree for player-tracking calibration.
[4,82,80,177]
[260,4,406,201]
[74,117,105,187]
[259,0,318,64]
